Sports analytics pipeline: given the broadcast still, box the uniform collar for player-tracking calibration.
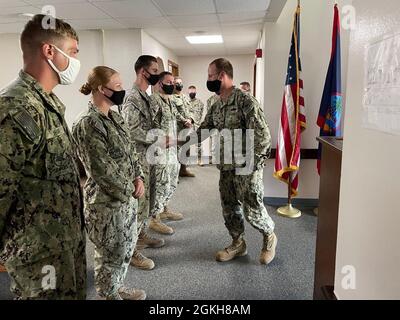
[19,70,66,116]
[88,101,111,119]
[133,84,150,101]
[89,101,126,130]
[220,86,238,108]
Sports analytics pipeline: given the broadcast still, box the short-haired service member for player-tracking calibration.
[0,14,86,299]
[149,72,183,233]
[197,58,277,265]
[120,55,176,271]
[72,66,146,300]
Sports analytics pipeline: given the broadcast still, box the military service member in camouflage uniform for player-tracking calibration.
[155,77,193,222]
[188,85,206,165]
[206,94,219,163]
[171,77,196,178]
[120,55,170,270]
[149,72,187,235]
[198,58,277,265]
[73,66,146,300]
[0,15,86,299]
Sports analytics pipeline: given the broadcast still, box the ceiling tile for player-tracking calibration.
[218,11,266,24]
[0,1,29,7]
[49,3,110,20]
[0,5,41,17]
[91,0,162,18]
[221,23,262,35]
[0,16,33,24]
[153,0,215,16]
[223,33,260,43]
[118,16,171,28]
[178,25,221,33]
[0,22,26,33]
[167,14,219,28]
[145,27,182,40]
[194,43,226,52]
[24,0,87,6]
[66,18,124,30]
[215,0,270,14]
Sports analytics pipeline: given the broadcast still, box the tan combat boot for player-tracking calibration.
[136,230,165,249]
[160,206,184,221]
[179,165,196,177]
[260,233,277,265]
[130,249,155,270]
[118,287,146,300]
[149,216,174,235]
[216,238,247,262]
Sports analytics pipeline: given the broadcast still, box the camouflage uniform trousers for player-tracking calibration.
[137,155,151,232]
[85,197,137,298]
[150,150,180,216]
[6,238,87,300]
[219,169,275,239]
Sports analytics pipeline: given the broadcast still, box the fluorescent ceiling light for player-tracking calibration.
[186,35,223,44]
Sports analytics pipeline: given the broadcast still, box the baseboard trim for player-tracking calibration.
[264,197,319,209]
[321,286,338,300]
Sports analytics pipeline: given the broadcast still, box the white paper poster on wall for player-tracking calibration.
[363,32,400,135]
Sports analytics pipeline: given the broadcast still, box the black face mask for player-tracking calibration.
[175,83,183,92]
[207,79,222,94]
[189,92,196,100]
[105,87,126,106]
[145,70,160,86]
[162,83,175,95]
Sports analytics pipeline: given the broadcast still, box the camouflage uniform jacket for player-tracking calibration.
[0,70,85,266]
[198,88,272,171]
[171,93,193,131]
[206,94,219,112]
[119,85,157,157]
[72,102,143,205]
[189,98,205,129]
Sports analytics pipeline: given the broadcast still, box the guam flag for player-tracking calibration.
[317,4,343,174]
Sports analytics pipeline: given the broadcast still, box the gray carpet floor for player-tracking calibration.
[0,166,317,300]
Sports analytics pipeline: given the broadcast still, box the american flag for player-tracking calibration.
[274,5,306,197]
[317,4,342,174]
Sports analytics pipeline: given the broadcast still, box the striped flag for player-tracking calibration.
[274,5,306,197]
[317,4,343,174]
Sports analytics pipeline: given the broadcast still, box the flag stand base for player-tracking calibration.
[277,204,302,219]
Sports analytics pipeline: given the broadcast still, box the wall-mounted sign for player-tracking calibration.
[363,32,400,135]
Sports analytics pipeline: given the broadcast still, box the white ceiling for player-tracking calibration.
[0,0,287,56]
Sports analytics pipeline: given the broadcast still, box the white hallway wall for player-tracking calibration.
[262,0,352,199]
[0,29,178,128]
[178,54,255,106]
[335,0,400,299]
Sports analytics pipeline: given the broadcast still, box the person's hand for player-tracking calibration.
[184,119,193,128]
[165,136,177,148]
[133,177,145,199]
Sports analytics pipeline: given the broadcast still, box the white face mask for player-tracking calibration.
[47,45,81,85]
